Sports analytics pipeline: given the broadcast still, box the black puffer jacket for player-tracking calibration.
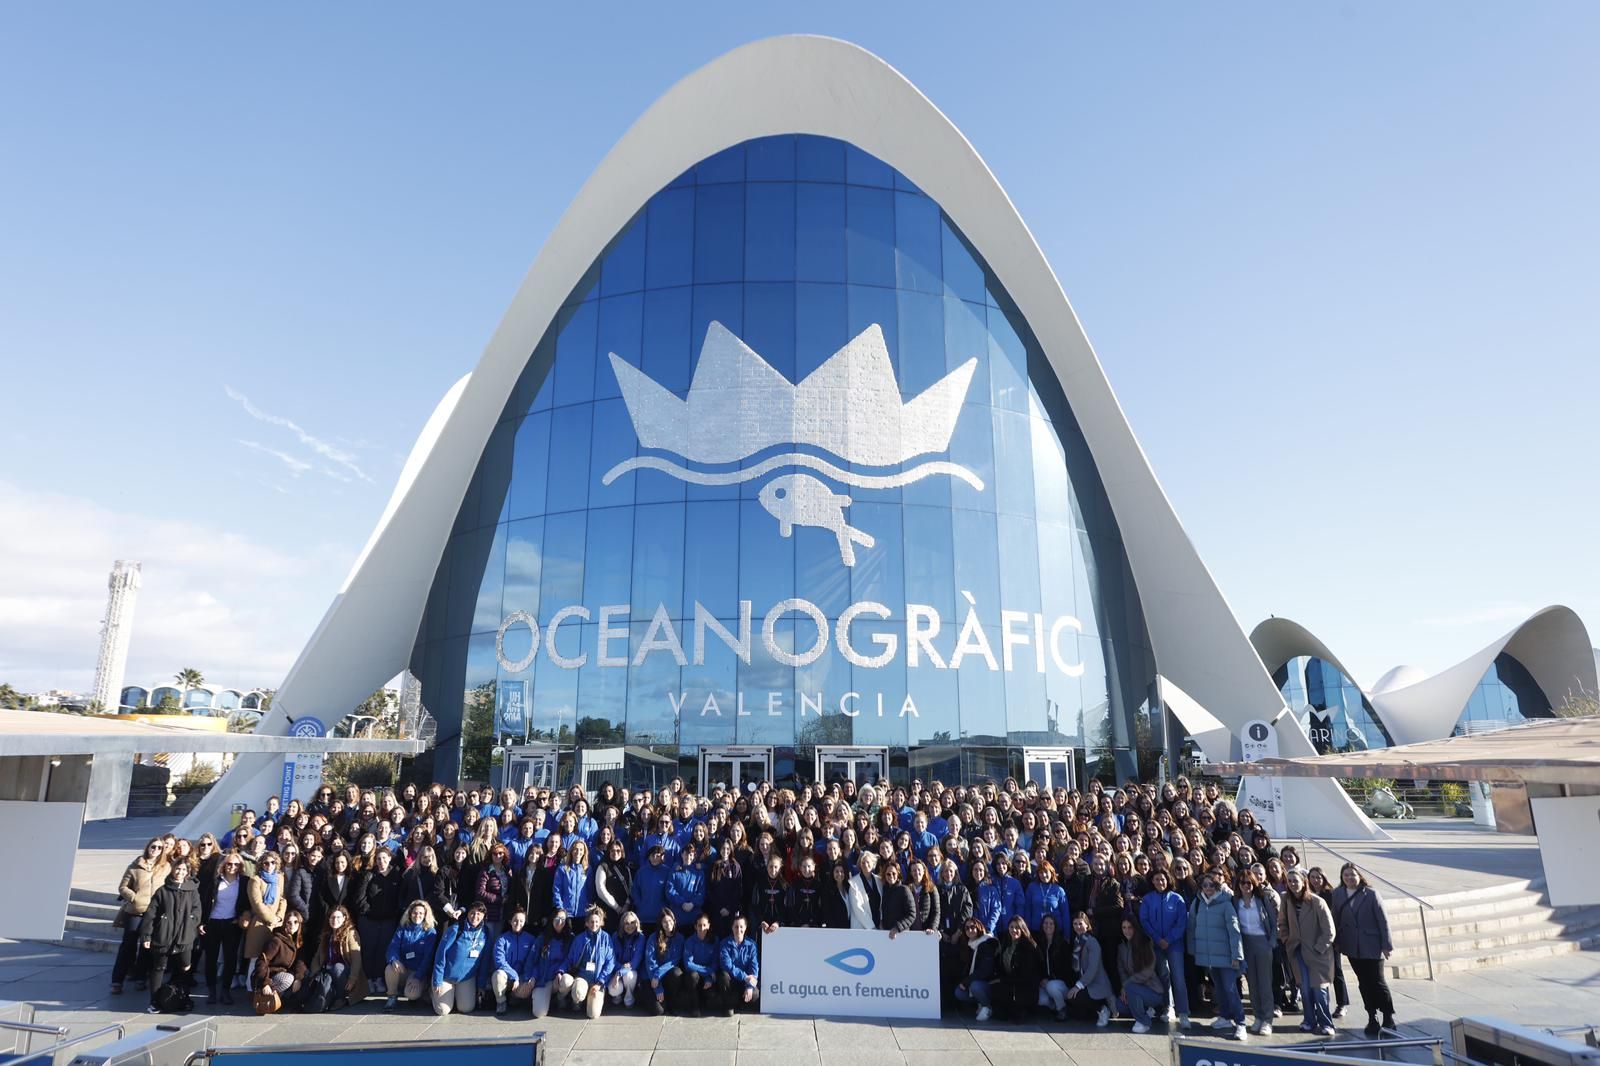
[145,873,202,954]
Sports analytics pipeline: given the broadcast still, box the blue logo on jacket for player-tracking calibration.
[823,948,875,975]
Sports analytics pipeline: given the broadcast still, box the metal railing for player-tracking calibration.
[5,1023,126,1066]
[0,1020,70,1055]
[185,1033,546,1066]
[1300,835,1436,981]
[1307,1036,1448,1064]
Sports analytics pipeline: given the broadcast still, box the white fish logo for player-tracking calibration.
[759,473,876,566]
[603,322,984,566]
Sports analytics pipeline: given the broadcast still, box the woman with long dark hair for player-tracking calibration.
[1117,917,1165,1033]
[1331,862,1396,1037]
[643,907,684,1015]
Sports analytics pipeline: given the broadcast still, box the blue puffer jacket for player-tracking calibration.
[667,863,706,920]
[634,861,671,923]
[432,920,489,985]
[1024,881,1066,934]
[682,933,717,977]
[1187,888,1243,967]
[642,932,683,983]
[552,864,591,916]
[1140,889,1188,946]
[566,928,617,986]
[718,935,759,982]
[975,880,1005,934]
[386,923,438,971]
[614,930,645,973]
[492,928,540,982]
[996,874,1024,926]
[534,931,572,985]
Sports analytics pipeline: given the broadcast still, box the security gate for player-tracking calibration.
[1023,747,1076,792]
[699,746,773,793]
[503,743,558,791]
[814,746,889,788]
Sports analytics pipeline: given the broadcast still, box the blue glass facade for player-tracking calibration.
[411,135,1157,789]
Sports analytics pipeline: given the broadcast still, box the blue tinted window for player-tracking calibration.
[845,186,895,287]
[745,184,796,282]
[795,184,846,283]
[545,404,592,513]
[645,186,693,288]
[694,184,744,284]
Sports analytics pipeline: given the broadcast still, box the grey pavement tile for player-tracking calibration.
[734,1049,822,1066]
[1049,1031,1145,1050]
[988,1053,1076,1066]
[969,1027,1060,1052]
[655,1016,738,1048]
[574,1020,665,1050]
[562,1053,654,1066]
[813,1018,899,1048]
[885,1054,989,1066]
[1062,1050,1166,1066]
[738,1017,819,1049]
[816,1051,906,1066]
[650,1052,736,1066]
[891,1023,979,1049]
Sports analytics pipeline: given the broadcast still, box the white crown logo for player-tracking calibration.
[603,321,983,566]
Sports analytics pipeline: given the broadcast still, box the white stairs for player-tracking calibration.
[1387,876,1600,979]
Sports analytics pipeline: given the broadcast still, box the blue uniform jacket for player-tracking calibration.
[566,928,617,986]
[718,936,759,982]
[492,929,540,982]
[432,921,489,985]
[386,924,438,971]
[642,932,683,983]
[614,930,645,973]
[975,880,1005,934]
[534,932,571,985]
[634,861,671,922]
[1024,881,1066,933]
[682,934,717,977]
[1140,889,1188,946]
[644,833,682,867]
[997,874,1025,925]
[552,864,591,915]
[667,863,706,920]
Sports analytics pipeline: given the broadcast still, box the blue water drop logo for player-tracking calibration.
[823,948,875,975]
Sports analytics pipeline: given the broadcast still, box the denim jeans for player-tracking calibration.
[1294,948,1333,1029]
[1122,981,1165,1020]
[1207,964,1245,1025]
[954,979,991,1008]
[1155,941,1190,1015]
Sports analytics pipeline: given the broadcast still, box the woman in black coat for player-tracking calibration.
[354,849,403,996]
[287,845,319,922]
[935,859,974,940]
[821,862,852,929]
[142,865,202,1011]
[990,916,1043,1021]
[878,861,917,934]
[311,851,354,933]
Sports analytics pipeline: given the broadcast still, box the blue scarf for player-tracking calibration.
[259,869,281,905]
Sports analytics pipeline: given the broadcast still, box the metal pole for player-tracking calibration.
[1420,903,1434,981]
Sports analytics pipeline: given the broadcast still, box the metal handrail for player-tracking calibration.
[0,1020,70,1055]
[1299,834,1436,981]
[5,1023,126,1066]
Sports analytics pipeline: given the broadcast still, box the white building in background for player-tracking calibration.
[90,560,140,714]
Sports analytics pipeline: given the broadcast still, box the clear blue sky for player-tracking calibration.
[1,4,1595,694]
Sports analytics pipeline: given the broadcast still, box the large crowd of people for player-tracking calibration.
[109,774,1398,1039]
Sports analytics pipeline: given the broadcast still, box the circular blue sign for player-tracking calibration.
[289,717,326,739]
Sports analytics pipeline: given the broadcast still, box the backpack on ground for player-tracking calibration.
[153,983,193,1013]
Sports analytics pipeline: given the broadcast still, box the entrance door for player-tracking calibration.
[699,746,773,794]
[503,743,558,791]
[1023,747,1075,792]
[815,746,889,788]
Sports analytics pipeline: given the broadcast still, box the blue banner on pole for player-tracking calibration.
[279,760,295,810]
[495,680,528,737]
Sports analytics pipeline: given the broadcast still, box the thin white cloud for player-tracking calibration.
[223,385,373,483]
[1416,604,1537,628]
[237,439,312,478]
[0,481,347,694]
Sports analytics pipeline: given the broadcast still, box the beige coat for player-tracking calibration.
[1279,889,1336,983]
[117,858,163,917]
[241,875,288,958]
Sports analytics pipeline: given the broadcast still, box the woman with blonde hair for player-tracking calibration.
[241,850,287,960]
[382,899,438,1009]
[110,838,167,994]
[608,910,645,1007]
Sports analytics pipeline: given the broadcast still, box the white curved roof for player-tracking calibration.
[1250,606,1596,747]
[183,35,1378,838]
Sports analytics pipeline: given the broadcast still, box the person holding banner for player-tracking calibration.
[714,914,760,1015]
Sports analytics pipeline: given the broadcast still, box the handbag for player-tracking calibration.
[251,984,281,1016]
[112,906,128,930]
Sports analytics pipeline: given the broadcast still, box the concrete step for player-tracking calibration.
[1387,879,1545,929]
[71,887,124,908]
[1390,904,1594,945]
[68,899,123,922]
[1393,911,1600,959]
[49,931,121,955]
[1390,929,1600,979]
[65,915,120,935]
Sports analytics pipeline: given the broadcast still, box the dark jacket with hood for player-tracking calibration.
[145,872,202,955]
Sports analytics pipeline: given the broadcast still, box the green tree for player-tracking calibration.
[1554,690,1599,719]
[460,682,496,782]
[0,683,27,709]
[175,668,205,708]
[150,693,182,716]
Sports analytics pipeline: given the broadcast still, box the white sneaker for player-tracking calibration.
[623,991,634,1007]
[1212,1017,1233,1030]
[1096,1006,1110,1028]
[1252,1023,1274,1036]
[1132,1019,1150,1034]
[1234,1025,1249,1041]
[976,1006,992,1022]
[1317,1026,1337,1036]
[1164,1008,1177,1023]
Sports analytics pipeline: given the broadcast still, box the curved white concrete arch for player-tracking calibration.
[182,35,1376,838]
[1251,606,1597,747]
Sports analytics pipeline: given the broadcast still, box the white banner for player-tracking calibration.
[760,926,940,1019]
[1531,796,1600,906]
[1239,718,1287,839]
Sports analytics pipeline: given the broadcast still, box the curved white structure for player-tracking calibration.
[1252,606,1597,747]
[181,35,1379,838]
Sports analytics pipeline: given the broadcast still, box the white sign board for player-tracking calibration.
[0,801,84,939]
[1531,795,1600,906]
[1238,718,1287,839]
[760,926,939,1019]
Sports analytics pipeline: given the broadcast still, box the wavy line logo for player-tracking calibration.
[605,321,982,565]
[823,948,876,975]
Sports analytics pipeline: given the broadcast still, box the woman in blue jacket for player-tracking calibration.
[715,915,760,1016]
[430,900,489,1016]
[666,848,707,924]
[642,908,684,1016]
[679,913,718,1017]
[552,841,593,918]
[993,855,1025,928]
[973,862,1005,935]
[488,908,540,1014]
[1138,869,1190,1025]
[561,906,617,1019]
[607,910,646,1008]
[633,846,671,931]
[1024,862,1067,935]
[383,900,438,1010]
[529,910,572,1019]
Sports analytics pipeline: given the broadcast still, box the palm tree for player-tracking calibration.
[175,668,205,708]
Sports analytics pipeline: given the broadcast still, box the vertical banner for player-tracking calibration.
[1238,718,1288,839]
[286,716,327,806]
[495,680,529,740]
[761,927,939,1019]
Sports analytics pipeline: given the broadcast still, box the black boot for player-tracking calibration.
[1382,1013,1396,1031]
[1364,1014,1381,1038]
